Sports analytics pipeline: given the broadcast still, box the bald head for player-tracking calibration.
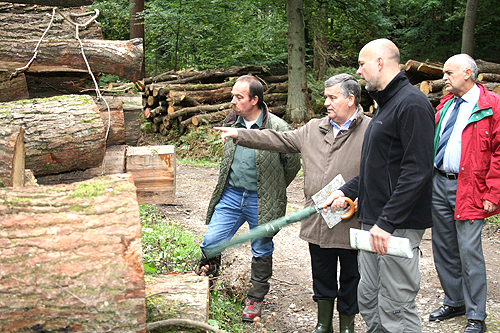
[357,38,402,91]
[442,54,478,97]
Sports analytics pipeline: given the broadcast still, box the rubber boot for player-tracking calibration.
[311,300,334,333]
[243,255,272,322]
[246,255,273,301]
[339,313,355,333]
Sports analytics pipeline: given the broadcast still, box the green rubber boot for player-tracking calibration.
[339,313,355,333]
[311,300,334,333]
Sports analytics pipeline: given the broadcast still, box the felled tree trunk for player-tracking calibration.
[476,59,500,75]
[3,0,94,6]
[0,125,25,187]
[0,4,102,41]
[0,95,106,176]
[0,39,144,82]
[0,174,147,333]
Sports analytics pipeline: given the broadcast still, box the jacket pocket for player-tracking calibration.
[478,128,491,152]
[472,168,488,209]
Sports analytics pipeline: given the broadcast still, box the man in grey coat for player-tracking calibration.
[216,74,370,333]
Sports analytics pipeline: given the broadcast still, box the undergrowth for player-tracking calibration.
[140,204,264,332]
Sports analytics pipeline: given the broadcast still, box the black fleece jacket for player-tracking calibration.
[341,71,435,233]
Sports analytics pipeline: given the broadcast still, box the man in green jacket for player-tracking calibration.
[198,75,300,322]
[216,74,370,333]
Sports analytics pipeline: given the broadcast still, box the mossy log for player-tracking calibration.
[0,174,147,333]
[0,95,106,176]
[145,274,209,333]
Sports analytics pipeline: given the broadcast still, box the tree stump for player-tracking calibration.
[0,174,147,333]
[0,95,106,176]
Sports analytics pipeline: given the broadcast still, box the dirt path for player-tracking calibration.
[159,164,500,333]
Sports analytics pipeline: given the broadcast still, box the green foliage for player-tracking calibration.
[143,0,288,74]
[89,0,130,40]
[140,205,202,274]
[208,284,250,332]
[307,66,360,115]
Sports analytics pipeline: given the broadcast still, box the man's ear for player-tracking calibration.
[464,68,472,81]
[377,57,383,70]
[251,96,259,106]
[348,94,355,107]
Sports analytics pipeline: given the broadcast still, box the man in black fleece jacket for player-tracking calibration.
[325,39,435,332]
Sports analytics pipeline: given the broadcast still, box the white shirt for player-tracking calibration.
[438,84,480,173]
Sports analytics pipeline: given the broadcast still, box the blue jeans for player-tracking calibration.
[201,185,274,258]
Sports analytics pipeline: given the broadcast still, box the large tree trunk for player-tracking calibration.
[0,39,144,82]
[286,0,311,123]
[461,0,479,56]
[4,0,94,6]
[130,0,145,78]
[0,4,102,41]
[0,95,106,176]
[0,125,25,188]
[0,174,147,333]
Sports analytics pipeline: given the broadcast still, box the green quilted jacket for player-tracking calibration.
[206,105,301,226]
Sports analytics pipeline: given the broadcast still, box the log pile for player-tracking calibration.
[138,66,289,134]
[404,59,500,108]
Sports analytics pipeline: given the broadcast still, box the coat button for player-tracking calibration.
[457,215,460,219]
[486,131,489,135]
[461,167,464,171]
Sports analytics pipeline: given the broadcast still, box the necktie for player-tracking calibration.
[435,97,465,169]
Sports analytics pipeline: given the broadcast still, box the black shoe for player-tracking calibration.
[429,305,466,321]
[464,320,486,333]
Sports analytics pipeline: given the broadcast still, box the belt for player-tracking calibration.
[437,169,458,180]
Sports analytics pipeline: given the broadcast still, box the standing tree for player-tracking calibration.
[130,0,145,78]
[461,0,479,56]
[286,0,311,123]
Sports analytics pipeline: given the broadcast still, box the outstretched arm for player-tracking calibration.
[214,127,238,143]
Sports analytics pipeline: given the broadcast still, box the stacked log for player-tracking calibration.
[138,66,289,134]
[404,59,500,108]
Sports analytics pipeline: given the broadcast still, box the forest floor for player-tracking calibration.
[158,164,500,333]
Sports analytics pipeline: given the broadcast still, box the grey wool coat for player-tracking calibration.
[235,108,370,249]
[206,104,301,227]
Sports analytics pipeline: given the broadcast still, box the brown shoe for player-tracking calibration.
[242,298,263,322]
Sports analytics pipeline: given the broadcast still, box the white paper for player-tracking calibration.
[349,228,414,258]
[311,174,345,228]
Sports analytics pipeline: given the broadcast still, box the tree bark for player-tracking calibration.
[0,125,25,188]
[0,39,144,82]
[461,0,479,56]
[130,0,145,79]
[286,0,311,123]
[96,100,126,147]
[476,59,500,75]
[0,95,106,176]
[478,73,500,82]
[0,174,147,333]
[0,4,102,41]
[0,72,29,102]
[5,0,94,6]
[190,109,231,126]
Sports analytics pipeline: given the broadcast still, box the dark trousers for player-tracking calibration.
[309,243,359,315]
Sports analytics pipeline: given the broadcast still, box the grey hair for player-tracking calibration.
[324,73,361,106]
[447,54,479,81]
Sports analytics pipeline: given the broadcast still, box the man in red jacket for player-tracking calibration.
[429,54,500,333]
